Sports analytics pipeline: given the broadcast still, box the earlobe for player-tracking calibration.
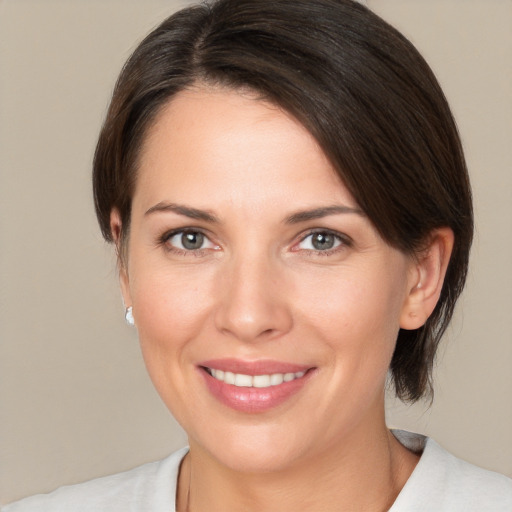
[110,209,133,313]
[118,265,132,317]
[400,228,454,330]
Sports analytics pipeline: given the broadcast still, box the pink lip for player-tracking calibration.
[198,359,315,413]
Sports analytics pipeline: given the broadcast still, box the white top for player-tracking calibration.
[3,431,512,511]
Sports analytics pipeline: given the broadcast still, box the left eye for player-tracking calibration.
[297,231,343,251]
[166,231,217,251]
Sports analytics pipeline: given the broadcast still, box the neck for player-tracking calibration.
[177,414,419,512]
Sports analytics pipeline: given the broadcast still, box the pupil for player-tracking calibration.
[182,232,204,250]
[312,233,334,250]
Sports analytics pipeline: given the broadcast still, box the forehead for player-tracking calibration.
[133,86,357,214]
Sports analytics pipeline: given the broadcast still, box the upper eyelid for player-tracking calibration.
[297,228,351,243]
[290,229,353,254]
[159,227,215,249]
[161,226,211,240]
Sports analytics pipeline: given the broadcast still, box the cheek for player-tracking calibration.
[294,265,406,346]
[292,263,408,403]
[127,266,218,426]
[129,263,216,366]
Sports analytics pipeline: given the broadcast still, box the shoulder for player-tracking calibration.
[1,448,188,512]
[432,441,512,509]
[391,430,512,512]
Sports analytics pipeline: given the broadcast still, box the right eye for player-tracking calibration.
[162,230,219,254]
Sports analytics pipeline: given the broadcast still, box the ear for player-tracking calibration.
[400,228,454,330]
[110,209,132,311]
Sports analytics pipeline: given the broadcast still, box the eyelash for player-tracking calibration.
[159,228,216,257]
[294,229,352,257]
[158,228,352,257]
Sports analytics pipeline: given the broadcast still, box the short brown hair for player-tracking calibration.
[93,0,473,402]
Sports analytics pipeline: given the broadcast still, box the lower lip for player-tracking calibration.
[200,368,313,413]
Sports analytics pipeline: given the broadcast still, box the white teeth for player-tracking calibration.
[253,375,270,388]
[208,368,307,388]
[234,373,253,387]
[270,373,284,386]
[224,371,235,385]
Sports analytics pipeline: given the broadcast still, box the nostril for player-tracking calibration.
[213,274,293,342]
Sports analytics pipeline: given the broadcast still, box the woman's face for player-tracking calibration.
[118,86,418,472]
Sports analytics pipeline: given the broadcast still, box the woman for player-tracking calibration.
[4,0,511,510]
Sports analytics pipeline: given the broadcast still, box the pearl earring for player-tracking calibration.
[125,306,134,326]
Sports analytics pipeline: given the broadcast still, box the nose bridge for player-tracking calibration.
[215,247,292,342]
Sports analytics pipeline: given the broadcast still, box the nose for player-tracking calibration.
[214,253,293,343]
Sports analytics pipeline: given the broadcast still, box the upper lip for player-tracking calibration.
[199,358,312,376]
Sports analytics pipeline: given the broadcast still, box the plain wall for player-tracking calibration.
[1,0,511,504]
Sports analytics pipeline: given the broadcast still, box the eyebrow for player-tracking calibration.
[284,205,365,224]
[145,202,364,224]
[144,202,219,223]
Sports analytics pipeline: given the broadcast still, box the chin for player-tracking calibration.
[193,422,311,474]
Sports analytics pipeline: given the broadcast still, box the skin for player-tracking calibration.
[111,85,453,511]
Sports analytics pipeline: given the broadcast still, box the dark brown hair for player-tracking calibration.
[93,0,473,402]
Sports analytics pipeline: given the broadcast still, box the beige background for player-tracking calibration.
[1,0,511,505]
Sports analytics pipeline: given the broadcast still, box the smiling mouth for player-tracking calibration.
[203,367,307,388]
